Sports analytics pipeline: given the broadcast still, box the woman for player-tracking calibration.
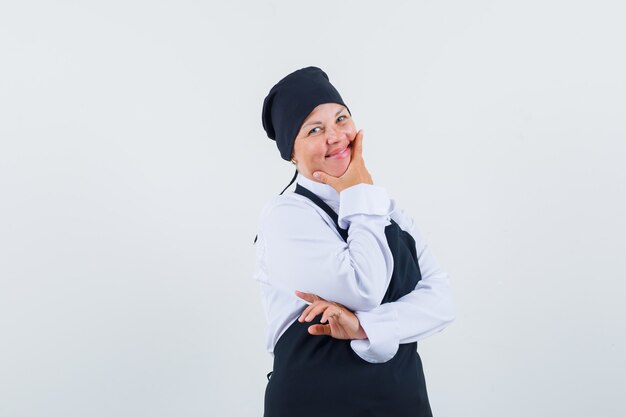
[254,66,455,417]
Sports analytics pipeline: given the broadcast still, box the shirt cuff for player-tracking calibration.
[338,184,392,229]
[349,303,400,363]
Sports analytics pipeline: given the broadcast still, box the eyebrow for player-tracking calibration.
[301,107,347,130]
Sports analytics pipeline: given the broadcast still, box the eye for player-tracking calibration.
[308,126,321,136]
[337,114,348,122]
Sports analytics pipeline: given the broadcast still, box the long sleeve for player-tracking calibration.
[259,183,394,312]
[349,201,456,364]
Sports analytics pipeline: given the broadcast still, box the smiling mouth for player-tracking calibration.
[326,144,351,158]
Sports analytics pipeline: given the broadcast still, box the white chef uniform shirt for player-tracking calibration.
[253,172,455,364]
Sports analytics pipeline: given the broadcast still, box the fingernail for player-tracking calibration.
[313,172,320,179]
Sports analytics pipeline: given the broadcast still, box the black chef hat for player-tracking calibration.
[262,66,351,161]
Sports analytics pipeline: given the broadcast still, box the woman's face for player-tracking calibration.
[292,102,356,182]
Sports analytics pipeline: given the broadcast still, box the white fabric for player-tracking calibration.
[253,172,455,363]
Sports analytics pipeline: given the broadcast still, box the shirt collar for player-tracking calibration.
[295,172,339,210]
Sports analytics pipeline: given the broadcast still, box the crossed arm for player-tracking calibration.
[259,185,455,363]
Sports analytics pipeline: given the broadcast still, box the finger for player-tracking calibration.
[298,298,328,322]
[328,315,341,335]
[353,129,364,159]
[320,309,330,324]
[344,131,362,172]
[298,303,316,322]
[304,303,331,322]
[320,306,343,324]
[294,290,313,303]
[313,170,338,186]
[307,324,332,336]
[294,290,323,304]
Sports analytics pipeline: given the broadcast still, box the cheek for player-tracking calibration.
[342,123,357,140]
[299,141,326,161]
[314,142,328,159]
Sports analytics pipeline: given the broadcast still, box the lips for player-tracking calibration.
[326,144,350,158]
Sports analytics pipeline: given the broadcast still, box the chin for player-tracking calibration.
[327,163,350,178]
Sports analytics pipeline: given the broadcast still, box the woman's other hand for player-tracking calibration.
[294,290,368,340]
[313,129,373,193]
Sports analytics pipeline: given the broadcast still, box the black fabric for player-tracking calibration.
[264,185,431,417]
[279,169,299,196]
[262,66,351,161]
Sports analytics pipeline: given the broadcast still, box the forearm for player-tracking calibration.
[350,207,456,363]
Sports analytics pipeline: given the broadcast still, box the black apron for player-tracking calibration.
[264,184,432,417]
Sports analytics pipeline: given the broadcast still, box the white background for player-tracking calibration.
[1,1,625,416]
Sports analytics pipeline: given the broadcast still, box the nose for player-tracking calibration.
[326,125,340,143]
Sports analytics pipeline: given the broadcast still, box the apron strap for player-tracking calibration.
[294,184,349,242]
